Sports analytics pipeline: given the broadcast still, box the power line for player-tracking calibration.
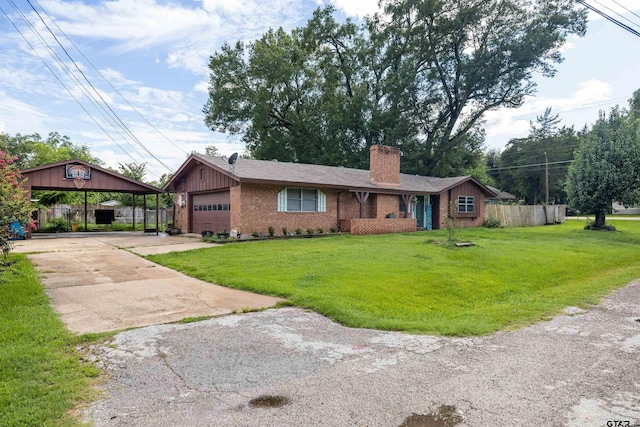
[23,0,175,173]
[487,160,574,172]
[610,0,640,22]
[31,0,189,156]
[0,3,143,165]
[577,0,640,38]
[590,0,640,31]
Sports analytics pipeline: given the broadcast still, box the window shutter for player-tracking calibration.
[277,188,287,212]
[317,190,326,212]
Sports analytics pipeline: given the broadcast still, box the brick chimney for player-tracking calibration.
[369,145,400,187]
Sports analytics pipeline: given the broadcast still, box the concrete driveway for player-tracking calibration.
[13,233,281,334]
[84,281,640,426]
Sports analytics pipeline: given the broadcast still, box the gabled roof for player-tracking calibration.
[164,154,496,196]
[20,158,163,194]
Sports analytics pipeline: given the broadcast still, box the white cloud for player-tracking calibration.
[35,0,306,75]
[483,79,614,149]
[322,0,380,18]
[194,80,209,94]
[39,0,211,49]
[0,91,55,134]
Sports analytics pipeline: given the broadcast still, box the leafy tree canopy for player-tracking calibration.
[565,104,640,229]
[0,132,102,169]
[0,132,103,207]
[492,108,581,204]
[204,1,586,176]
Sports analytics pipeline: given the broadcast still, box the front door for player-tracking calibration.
[414,196,432,230]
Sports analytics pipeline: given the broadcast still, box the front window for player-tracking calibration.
[277,188,327,213]
[458,196,475,213]
[287,189,318,212]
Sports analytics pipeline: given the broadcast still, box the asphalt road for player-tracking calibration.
[85,280,640,427]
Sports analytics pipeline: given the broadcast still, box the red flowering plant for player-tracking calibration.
[0,151,34,258]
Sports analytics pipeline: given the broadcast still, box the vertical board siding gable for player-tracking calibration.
[184,164,237,192]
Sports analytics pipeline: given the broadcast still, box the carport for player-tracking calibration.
[20,159,164,235]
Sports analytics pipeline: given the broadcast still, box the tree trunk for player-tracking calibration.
[594,210,606,228]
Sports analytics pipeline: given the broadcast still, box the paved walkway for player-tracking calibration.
[13,233,281,334]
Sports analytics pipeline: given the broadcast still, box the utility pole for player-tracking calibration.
[544,152,549,206]
[544,151,550,225]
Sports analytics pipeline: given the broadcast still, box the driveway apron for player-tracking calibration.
[13,233,281,334]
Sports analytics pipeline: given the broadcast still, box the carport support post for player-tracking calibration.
[84,191,88,231]
[143,194,147,232]
[132,193,136,231]
[155,195,159,236]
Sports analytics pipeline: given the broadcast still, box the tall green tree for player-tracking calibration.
[565,106,640,229]
[118,162,147,182]
[378,0,586,176]
[495,109,580,204]
[0,132,102,169]
[204,7,389,169]
[204,2,586,176]
[0,132,103,206]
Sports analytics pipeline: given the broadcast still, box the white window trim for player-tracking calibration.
[277,188,326,212]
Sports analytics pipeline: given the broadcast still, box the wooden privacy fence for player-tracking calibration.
[485,204,566,227]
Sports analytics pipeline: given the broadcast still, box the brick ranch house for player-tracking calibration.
[164,145,496,235]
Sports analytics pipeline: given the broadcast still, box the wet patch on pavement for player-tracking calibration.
[248,395,291,409]
[399,405,463,427]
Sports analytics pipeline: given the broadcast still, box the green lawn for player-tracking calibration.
[0,255,101,426]
[148,221,640,336]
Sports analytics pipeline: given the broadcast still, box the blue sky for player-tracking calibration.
[1,0,639,181]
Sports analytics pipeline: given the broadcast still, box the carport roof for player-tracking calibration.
[165,154,496,196]
[20,159,163,194]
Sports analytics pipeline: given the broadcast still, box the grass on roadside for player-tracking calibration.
[148,221,640,336]
[0,255,102,426]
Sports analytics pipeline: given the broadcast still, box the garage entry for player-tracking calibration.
[191,192,231,234]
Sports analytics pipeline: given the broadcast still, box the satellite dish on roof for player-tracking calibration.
[228,152,238,173]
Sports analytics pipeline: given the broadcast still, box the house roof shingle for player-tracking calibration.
[486,185,517,200]
[168,154,495,196]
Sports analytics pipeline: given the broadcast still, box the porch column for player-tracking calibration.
[155,194,159,236]
[354,191,370,219]
[402,194,413,216]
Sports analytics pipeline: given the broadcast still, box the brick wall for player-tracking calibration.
[369,145,400,186]
[374,194,400,219]
[230,186,241,230]
[339,192,373,220]
[350,218,417,235]
[234,183,338,234]
[437,186,486,229]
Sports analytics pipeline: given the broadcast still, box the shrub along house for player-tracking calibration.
[164,145,495,235]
